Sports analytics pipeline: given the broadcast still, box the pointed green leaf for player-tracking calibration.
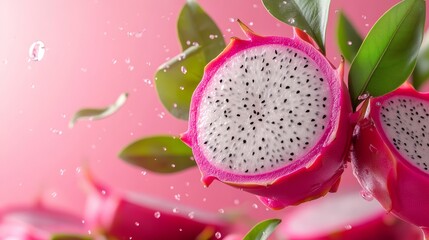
[337,11,363,63]
[51,234,92,240]
[413,32,429,89]
[348,0,425,109]
[177,0,225,62]
[243,218,281,240]
[155,45,205,120]
[262,0,331,54]
[119,135,195,174]
[69,93,128,128]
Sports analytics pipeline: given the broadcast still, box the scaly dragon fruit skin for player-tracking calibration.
[84,173,230,240]
[181,22,352,209]
[352,83,429,229]
[0,204,87,239]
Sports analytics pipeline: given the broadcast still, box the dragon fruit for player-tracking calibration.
[84,172,230,240]
[352,83,429,235]
[0,203,88,239]
[277,190,420,240]
[181,21,352,209]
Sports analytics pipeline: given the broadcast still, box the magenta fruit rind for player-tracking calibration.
[352,82,429,228]
[182,21,353,209]
[84,172,230,239]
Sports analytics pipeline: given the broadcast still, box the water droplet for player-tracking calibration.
[347,41,353,46]
[218,208,225,214]
[229,18,235,23]
[209,34,217,40]
[134,31,143,38]
[282,1,288,4]
[29,41,45,61]
[287,18,295,24]
[249,22,254,26]
[202,197,207,202]
[171,164,176,168]
[361,15,367,20]
[174,194,181,201]
[375,102,381,106]
[135,222,140,227]
[344,224,352,230]
[233,199,240,205]
[186,40,191,45]
[51,192,57,198]
[101,190,107,195]
[172,208,179,213]
[59,169,66,176]
[154,211,161,218]
[215,232,222,239]
[179,86,185,90]
[112,59,117,64]
[360,190,374,201]
[173,103,178,108]
[365,23,369,27]
[125,57,131,64]
[141,171,147,176]
[81,219,85,224]
[181,66,187,74]
[162,147,167,151]
[358,92,370,101]
[252,203,259,209]
[178,53,186,61]
[253,4,258,8]
[188,211,195,219]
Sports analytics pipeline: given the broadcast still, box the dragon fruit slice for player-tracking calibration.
[277,191,420,240]
[352,83,429,235]
[0,203,87,239]
[181,21,352,209]
[84,173,230,240]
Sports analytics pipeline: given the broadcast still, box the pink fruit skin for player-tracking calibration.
[279,210,420,240]
[85,175,230,240]
[352,83,429,229]
[182,28,352,209]
[0,204,87,239]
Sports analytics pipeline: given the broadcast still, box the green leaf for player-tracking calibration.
[243,218,281,240]
[177,0,225,62]
[155,0,225,120]
[69,93,128,128]
[348,0,425,109]
[262,0,331,54]
[413,32,429,89]
[51,234,92,240]
[119,135,195,174]
[337,11,363,63]
[155,45,206,120]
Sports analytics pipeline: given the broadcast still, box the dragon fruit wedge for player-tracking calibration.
[277,191,420,240]
[83,172,230,240]
[181,20,352,209]
[0,203,88,239]
[352,83,429,234]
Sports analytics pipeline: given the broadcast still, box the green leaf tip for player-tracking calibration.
[262,0,331,54]
[69,92,128,128]
[243,218,282,240]
[119,135,196,174]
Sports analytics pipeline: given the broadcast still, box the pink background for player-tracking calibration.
[0,0,428,225]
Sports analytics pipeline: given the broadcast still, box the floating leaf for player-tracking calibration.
[155,0,225,120]
[243,218,281,240]
[51,234,92,240]
[177,0,225,62]
[262,0,331,54]
[118,135,195,174]
[337,11,363,63]
[348,0,425,109]
[413,32,429,89]
[155,45,205,120]
[69,93,128,128]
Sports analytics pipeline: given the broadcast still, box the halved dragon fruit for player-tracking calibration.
[84,172,230,239]
[352,83,429,236]
[181,21,352,209]
[277,191,420,240]
[0,203,88,239]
